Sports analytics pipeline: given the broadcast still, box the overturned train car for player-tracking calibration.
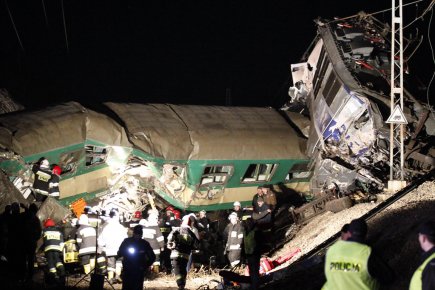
[283,13,435,196]
[0,102,310,218]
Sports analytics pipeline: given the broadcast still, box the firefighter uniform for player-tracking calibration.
[140,216,165,271]
[76,214,97,274]
[48,173,60,199]
[323,240,378,290]
[42,219,65,280]
[225,213,244,267]
[167,225,199,290]
[32,161,52,202]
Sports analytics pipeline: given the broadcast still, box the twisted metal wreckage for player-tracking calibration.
[0,12,434,226]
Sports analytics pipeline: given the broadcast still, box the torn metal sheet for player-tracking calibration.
[0,170,29,213]
[37,197,71,225]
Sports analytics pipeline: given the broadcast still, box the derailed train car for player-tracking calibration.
[283,13,434,196]
[0,102,310,218]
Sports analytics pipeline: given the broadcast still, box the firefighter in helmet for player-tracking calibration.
[42,218,65,283]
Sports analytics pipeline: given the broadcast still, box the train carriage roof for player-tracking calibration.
[105,102,307,160]
[0,102,131,156]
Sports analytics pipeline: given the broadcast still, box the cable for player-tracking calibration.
[4,0,24,51]
[41,0,49,27]
[61,0,69,53]
[326,0,425,24]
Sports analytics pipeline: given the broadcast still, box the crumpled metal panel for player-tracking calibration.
[37,197,71,225]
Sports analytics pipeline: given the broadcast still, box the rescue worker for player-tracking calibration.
[197,210,210,232]
[224,212,244,267]
[322,218,394,290]
[98,209,128,283]
[118,225,155,290]
[76,214,97,274]
[409,221,435,290]
[42,218,65,283]
[251,186,264,213]
[32,158,52,202]
[232,201,244,220]
[139,210,164,273]
[48,165,61,199]
[167,215,200,290]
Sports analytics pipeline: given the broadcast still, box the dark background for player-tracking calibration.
[0,0,433,109]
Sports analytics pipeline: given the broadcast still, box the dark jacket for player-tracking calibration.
[421,246,435,290]
[118,237,156,271]
[76,224,97,256]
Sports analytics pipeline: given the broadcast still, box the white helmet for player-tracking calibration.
[40,159,49,168]
[233,201,241,207]
[79,214,89,225]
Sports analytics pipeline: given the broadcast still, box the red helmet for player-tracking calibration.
[44,218,55,228]
[52,165,62,175]
[134,211,142,219]
[173,209,181,220]
[166,206,174,212]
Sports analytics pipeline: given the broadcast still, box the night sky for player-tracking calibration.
[0,1,433,110]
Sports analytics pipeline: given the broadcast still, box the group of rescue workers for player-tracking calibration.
[0,158,434,290]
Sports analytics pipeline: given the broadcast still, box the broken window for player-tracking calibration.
[85,145,108,167]
[285,162,311,181]
[242,163,278,183]
[323,71,341,106]
[59,150,84,175]
[200,165,233,185]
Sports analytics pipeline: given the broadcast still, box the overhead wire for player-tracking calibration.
[41,0,48,27]
[4,0,24,51]
[61,0,69,53]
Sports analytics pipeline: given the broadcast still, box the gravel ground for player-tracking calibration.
[264,180,435,290]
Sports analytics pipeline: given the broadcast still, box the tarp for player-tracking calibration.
[0,102,132,157]
[0,170,29,213]
[106,102,307,161]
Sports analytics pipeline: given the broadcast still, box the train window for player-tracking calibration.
[59,149,84,175]
[85,145,108,166]
[242,163,277,183]
[201,165,233,185]
[285,162,311,181]
[324,72,341,106]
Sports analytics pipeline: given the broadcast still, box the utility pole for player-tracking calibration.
[387,0,407,191]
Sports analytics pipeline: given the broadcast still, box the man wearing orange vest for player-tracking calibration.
[409,221,435,290]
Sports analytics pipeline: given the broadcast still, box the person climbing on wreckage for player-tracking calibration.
[31,158,52,203]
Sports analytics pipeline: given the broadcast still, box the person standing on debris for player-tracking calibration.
[139,210,165,273]
[167,215,200,290]
[251,186,265,213]
[48,165,61,199]
[98,209,127,284]
[31,158,52,202]
[409,221,435,290]
[23,203,42,281]
[224,212,245,268]
[42,218,65,283]
[322,218,394,290]
[76,214,97,274]
[261,185,277,213]
[118,225,155,290]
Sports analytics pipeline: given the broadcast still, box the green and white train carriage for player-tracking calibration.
[0,101,311,213]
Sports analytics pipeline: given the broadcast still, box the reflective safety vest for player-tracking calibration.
[409,252,435,290]
[323,240,378,290]
[43,227,64,252]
